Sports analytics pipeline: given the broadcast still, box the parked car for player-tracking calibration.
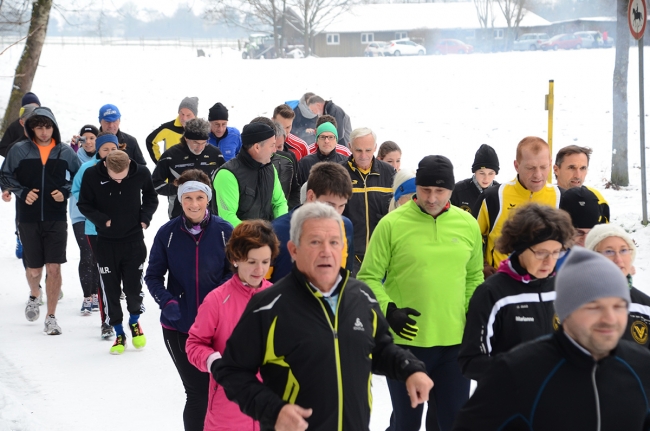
[433,39,474,55]
[574,31,604,48]
[603,36,615,48]
[364,41,387,57]
[385,39,426,56]
[512,33,550,51]
[540,33,583,51]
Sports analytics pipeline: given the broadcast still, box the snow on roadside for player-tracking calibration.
[0,42,649,430]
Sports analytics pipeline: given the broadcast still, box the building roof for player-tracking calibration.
[318,2,551,33]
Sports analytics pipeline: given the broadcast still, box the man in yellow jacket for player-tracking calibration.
[145,96,197,164]
[475,136,561,271]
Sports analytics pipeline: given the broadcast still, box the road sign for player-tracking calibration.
[629,0,647,40]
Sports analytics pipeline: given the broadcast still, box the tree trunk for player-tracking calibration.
[612,0,629,186]
[0,0,52,135]
[303,0,310,56]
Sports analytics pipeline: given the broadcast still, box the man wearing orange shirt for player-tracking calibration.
[0,107,81,335]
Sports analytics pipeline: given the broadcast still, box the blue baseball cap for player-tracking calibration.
[99,104,121,122]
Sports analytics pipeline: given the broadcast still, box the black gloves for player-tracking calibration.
[386,302,421,341]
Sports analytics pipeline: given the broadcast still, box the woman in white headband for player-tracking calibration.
[144,169,233,431]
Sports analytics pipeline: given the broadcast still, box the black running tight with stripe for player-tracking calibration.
[72,222,100,298]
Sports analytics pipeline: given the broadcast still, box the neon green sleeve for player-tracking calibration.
[271,166,288,219]
[465,220,485,311]
[357,218,393,315]
[214,169,242,227]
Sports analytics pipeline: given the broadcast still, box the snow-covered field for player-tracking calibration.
[0,41,649,430]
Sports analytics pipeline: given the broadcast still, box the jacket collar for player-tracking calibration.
[317,149,338,161]
[554,326,618,368]
[513,176,551,198]
[231,273,272,298]
[347,156,378,175]
[237,146,266,169]
[291,265,349,297]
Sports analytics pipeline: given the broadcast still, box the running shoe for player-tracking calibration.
[129,322,146,349]
[91,294,99,312]
[110,334,126,355]
[101,323,115,339]
[43,315,62,335]
[25,296,40,322]
[80,297,92,315]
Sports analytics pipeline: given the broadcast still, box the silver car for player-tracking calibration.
[513,33,550,51]
[574,31,604,48]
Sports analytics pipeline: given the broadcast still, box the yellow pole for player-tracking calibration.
[546,80,554,184]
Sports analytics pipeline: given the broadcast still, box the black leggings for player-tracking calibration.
[163,328,209,431]
[72,222,100,298]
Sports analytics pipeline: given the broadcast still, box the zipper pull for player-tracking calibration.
[333,330,338,339]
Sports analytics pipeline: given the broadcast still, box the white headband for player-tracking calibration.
[177,181,212,203]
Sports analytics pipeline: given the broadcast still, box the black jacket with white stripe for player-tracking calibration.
[215,266,425,431]
[454,328,650,431]
[458,258,557,381]
[626,285,650,348]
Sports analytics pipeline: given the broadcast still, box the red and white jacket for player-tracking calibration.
[284,133,310,161]
[186,274,272,431]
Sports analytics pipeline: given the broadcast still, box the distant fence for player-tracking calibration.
[0,36,240,50]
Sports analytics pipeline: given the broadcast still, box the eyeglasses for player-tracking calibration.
[318,135,337,142]
[599,249,632,258]
[528,247,566,260]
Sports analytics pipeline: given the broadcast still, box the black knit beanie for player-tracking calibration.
[472,144,500,174]
[79,124,99,137]
[416,155,455,190]
[559,186,602,229]
[208,102,229,121]
[241,123,275,148]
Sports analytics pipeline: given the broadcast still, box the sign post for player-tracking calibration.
[629,0,648,225]
[545,80,554,184]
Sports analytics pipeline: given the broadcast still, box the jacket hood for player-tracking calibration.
[298,95,317,120]
[26,107,61,144]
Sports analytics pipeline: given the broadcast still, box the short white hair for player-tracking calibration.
[290,202,342,246]
[350,127,377,148]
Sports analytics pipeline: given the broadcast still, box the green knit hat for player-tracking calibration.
[316,122,338,142]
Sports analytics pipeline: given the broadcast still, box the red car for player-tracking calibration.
[540,33,583,51]
[433,39,474,55]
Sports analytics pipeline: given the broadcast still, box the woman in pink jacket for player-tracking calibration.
[186,219,280,431]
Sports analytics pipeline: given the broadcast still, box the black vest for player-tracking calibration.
[219,149,275,222]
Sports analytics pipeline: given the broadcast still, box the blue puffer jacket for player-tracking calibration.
[207,127,242,162]
[71,157,101,235]
[145,215,234,333]
[68,149,96,225]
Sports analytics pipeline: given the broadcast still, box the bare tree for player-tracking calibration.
[0,0,31,32]
[495,0,525,49]
[0,0,52,135]
[205,0,286,55]
[474,0,492,29]
[292,0,353,55]
[611,0,629,186]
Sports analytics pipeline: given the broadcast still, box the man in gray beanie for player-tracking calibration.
[453,246,650,431]
[145,97,199,164]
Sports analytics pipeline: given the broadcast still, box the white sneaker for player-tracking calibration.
[80,297,92,316]
[25,296,40,322]
[44,315,62,335]
[91,294,99,312]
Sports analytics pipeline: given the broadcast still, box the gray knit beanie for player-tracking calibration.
[555,246,630,322]
[179,96,199,117]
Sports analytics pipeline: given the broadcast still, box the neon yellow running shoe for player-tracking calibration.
[110,334,126,355]
[130,322,146,349]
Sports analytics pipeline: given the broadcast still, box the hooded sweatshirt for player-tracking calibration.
[0,107,81,222]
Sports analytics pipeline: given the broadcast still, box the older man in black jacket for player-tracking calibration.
[216,202,433,431]
[453,247,650,431]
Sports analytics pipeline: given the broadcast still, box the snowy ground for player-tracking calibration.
[1,41,650,430]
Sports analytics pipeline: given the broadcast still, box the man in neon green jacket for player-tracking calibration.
[213,121,288,227]
[357,155,483,431]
